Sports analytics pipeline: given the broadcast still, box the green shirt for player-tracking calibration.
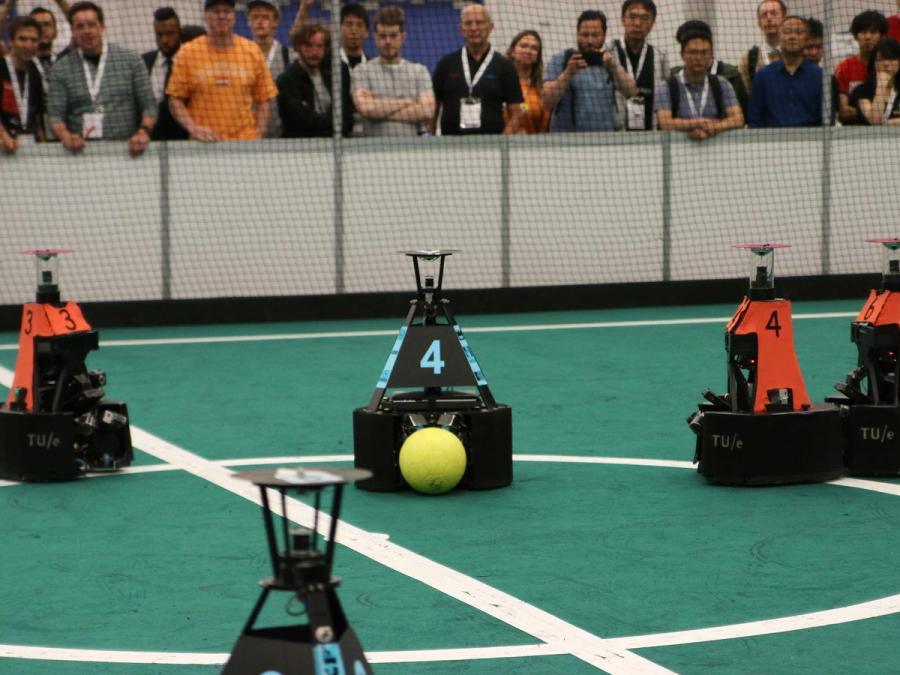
[48,42,156,140]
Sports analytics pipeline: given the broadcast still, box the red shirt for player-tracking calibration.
[835,54,868,96]
[888,15,900,41]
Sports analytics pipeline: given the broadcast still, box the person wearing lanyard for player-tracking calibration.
[654,26,743,141]
[0,1,69,95]
[48,2,156,157]
[142,6,187,141]
[739,0,786,93]
[671,19,748,117]
[851,37,900,126]
[247,0,290,139]
[542,10,637,133]
[432,3,522,135]
[612,0,669,131]
[747,16,822,128]
[0,16,45,153]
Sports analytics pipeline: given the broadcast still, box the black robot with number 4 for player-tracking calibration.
[0,250,132,481]
[353,251,513,491]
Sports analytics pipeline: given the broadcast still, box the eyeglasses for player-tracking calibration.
[683,49,712,57]
[624,13,653,23]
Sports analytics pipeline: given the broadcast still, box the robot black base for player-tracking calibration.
[844,405,900,476]
[0,401,133,482]
[352,404,513,492]
[224,615,370,675]
[696,407,844,485]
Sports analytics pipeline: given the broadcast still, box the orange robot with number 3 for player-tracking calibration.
[0,250,132,481]
[688,244,844,485]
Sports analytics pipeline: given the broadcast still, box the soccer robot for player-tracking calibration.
[0,250,132,481]
[352,250,513,492]
[687,244,844,485]
[831,238,900,476]
[224,467,372,675]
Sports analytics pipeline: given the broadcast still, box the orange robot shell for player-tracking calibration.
[855,289,900,326]
[7,301,92,412]
[729,297,811,414]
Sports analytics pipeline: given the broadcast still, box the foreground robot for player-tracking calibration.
[353,251,512,491]
[831,238,900,475]
[0,250,132,481]
[688,244,843,485]
[224,467,372,675]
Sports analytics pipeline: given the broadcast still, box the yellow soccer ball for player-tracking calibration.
[399,427,467,495]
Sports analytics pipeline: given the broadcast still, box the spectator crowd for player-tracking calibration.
[1,0,899,157]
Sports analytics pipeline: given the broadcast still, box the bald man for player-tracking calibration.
[431,4,522,134]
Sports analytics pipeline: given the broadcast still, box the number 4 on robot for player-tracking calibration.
[420,339,445,374]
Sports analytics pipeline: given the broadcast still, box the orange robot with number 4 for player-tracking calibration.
[687,244,844,485]
[0,250,132,481]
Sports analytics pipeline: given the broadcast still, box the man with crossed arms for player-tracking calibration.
[351,5,433,137]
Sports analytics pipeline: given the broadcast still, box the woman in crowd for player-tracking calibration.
[505,30,550,133]
[852,37,900,124]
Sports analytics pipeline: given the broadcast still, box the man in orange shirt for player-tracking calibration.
[166,0,277,140]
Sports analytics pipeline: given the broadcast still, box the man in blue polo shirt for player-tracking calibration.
[748,15,822,127]
[543,9,637,132]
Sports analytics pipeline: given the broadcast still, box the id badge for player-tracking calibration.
[460,97,482,130]
[83,112,104,139]
[626,96,646,130]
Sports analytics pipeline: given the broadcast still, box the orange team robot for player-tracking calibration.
[0,250,132,481]
[832,238,900,475]
[687,244,844,485]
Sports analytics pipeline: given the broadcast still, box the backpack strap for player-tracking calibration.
[748,46,759,83]
[666,75,680,118]
[613,39,627,68]
[560,49,577,128]
[281,44,291,68]
[709,74,725,119]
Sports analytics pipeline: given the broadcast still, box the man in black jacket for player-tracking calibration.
[141,6,187,140]
[277,22,352,138]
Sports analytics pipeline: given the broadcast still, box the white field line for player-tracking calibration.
[3,444,900,664]
[0,365,670,675]
[9,579,900,668]
[0,642,568,666]
[830,476,900,497]
[56,453,693,483]
[0,311,857,351]
[125,429,672,674]
[606,592,900,650]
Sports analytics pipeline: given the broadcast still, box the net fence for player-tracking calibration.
[0,0,897,306]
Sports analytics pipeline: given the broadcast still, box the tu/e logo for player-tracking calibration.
[860,425,895,443]
[27,432,60,449]
[711,432,743,450]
